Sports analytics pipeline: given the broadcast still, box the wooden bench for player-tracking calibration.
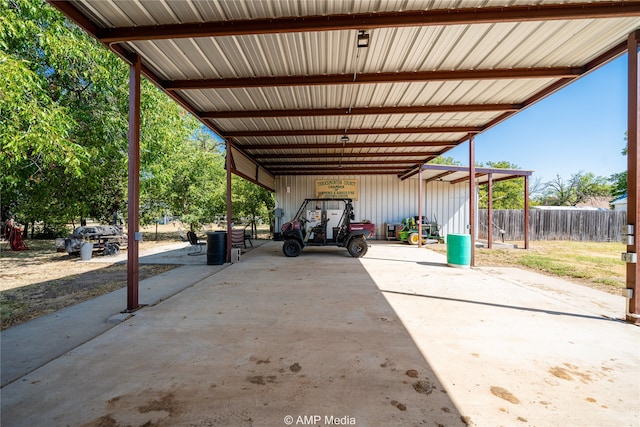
[231,227,253,249]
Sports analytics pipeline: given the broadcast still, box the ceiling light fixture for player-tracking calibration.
[357,30,370,48]
[340,135,349,144]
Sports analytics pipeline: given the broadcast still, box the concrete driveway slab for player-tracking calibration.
[1,241,638,427]
[360,244,639,427]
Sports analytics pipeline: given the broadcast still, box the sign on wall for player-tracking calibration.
[314,179,358,200]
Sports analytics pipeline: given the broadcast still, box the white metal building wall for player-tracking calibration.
[274,175,469,239]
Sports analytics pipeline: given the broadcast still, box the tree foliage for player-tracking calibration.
[0,0,286,237]
[161,138,227,231]
[232,176,275,236]
[1,0,225,233]
[428,156,461,166]
[609,134,628,199]
[477,161,526,209]
[537,172,611,206]
[609,170,627,199]
[2,0,128,226]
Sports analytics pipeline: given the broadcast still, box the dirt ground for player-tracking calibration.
[0,262,177,330]
[0,222,204,330]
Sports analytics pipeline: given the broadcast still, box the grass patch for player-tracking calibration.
[518,254,593,279]
[431,240,626,295]
[595,277,623,287]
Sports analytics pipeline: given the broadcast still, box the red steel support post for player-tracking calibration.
[226,141,233,263]
[627,30,640,321]
[126,54,141,311]
[524,175,530,250]
[487,173,493,249]
[469,135,476,267]
[418,167,423,248]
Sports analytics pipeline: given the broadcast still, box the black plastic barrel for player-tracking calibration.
[207,231,226,265]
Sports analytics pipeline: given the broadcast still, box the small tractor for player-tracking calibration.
[280,198,374,257]
[398,216,443,245]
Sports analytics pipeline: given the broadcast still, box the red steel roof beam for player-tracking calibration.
[253,151,439,159]
[425,170,458,183]
[451,172,488,185]
[240,141,457,150]
[224,126,480,138]
[96,2,640,43]
[273,168,406,175]
[166,68,582,90]
[201,104,521,119]
[264,160,421,166]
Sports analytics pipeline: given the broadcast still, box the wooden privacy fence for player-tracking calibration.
[478,209,627,242]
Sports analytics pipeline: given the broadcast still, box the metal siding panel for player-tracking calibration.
[231,147,256,178]
[276,174,472,240]
[424,181,470,236]
[256,168,275,190]
[231,147,274,189]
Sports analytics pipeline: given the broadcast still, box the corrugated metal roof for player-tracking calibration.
[420,164,533,185]
[51,0,640,188]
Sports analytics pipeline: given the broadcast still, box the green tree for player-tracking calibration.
[0,2,89,229]
[540,171,611,206]
[0,53,83,178]
[193,127,225,153]
[232,176,275,237]
[1,0,206,234]
[428,155,461,165]
[139,88,201,228]
[164,142,227,231]
[1,0,128,228]
[477,161,526,209]
[609,134,628,199]
[1,0,263,238]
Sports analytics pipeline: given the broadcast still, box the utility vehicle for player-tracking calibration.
[280,198,374,257]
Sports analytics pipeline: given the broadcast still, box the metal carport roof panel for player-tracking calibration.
[51,0,640,183]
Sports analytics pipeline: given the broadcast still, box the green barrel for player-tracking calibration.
[446,234,471,268]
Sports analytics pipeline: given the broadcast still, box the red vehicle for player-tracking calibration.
[280,198,373,258]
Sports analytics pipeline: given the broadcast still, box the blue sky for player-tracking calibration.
[445,54,629,186]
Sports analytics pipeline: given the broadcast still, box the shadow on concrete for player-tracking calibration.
[416,261,449,268]
[1,241,466,426]
[364,257,448,268]
[380,289,619,323]
[4,241,639,427]
[0,250,225,388]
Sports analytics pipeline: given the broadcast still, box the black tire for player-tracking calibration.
[347,237,368,258]
[283,239,302,257]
